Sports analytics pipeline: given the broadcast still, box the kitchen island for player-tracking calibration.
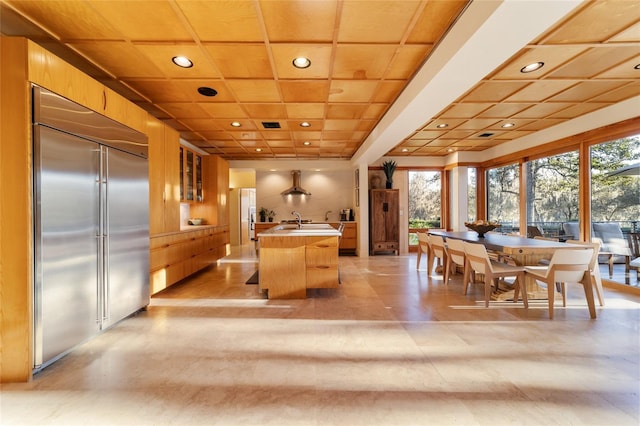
[257,223,341,299]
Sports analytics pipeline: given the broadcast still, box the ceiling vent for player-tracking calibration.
[281,170,311,196]
[262,121,281,129]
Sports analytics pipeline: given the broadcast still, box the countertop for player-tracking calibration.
[257,223,341,237]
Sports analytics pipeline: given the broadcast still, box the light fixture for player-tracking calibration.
[231,122,241,127]
[436,123,448,128]
[401,148,409,152]
[634,64,640,70]
[292,57,311,69]
[303,141,311,146]
[255,148,262,152]
[501,122,515,128]
[447,148,454,152]
[300,121,310,127]
[520,61,544,73]
[172,56,193,68]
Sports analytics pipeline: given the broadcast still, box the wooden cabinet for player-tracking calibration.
[190,155,229,226]
[370,189,399,255]
[148,118,180,234]
[180,146,203,203]
[149,225,230,294]
[305,236,339,289]
[330,222,357,254]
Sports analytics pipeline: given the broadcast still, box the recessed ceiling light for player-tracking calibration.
[172,56,193,68]
[436,123,448,128]
[520,62,544,73]
[292,57,311,69]
[197,87,217,97]
[231,122,241,127]
[401,148,409,152]
[501,122,515,128]
[303,141,311,146]
[255,148,262,152]
[634,64,640,70]
[447,148,454,152]
[300,121,311,127]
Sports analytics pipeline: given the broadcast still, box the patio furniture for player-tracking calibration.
[592,222,632,275]
[628,232,640,277]
[527,225,544,238]
[524,248,595,319]
[562,222,580,240]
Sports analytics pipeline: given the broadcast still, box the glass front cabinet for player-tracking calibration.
[180,146,203,203]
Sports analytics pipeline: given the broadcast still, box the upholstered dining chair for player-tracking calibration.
[524,248,595,319]
[416,232,429,270]
[444,238,466,284]
[462,241,527,308]
[565,240,604,306]
[427,234,447,279]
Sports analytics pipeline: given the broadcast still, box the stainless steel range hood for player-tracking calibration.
[281,170,311,196]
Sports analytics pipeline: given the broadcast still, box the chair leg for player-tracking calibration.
[512,274,528,308]
[462,260,471,295]
[581,274,597,319]
[592,265,605,306]
[608,255,614,276]
[416,250,422,270]
[547,279,555,319]
[561,282,567,307]
[444,258,452,283]
[484,276,492,308]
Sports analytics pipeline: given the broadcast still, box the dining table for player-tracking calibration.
[428,230,588,300]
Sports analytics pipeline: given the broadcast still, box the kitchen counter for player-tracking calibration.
[258,224,340,299]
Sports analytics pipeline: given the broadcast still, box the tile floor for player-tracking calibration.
[2,245,639,425]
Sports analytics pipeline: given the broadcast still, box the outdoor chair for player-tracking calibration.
[592,222,632,275]
[524,248,595,319]
[462,241,527,308]
[562,222,580,240]
[628,232,640,277]
[527,225,544,238]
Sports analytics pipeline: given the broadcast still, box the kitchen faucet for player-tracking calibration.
[325,210,332,221]
[291,211,302,228]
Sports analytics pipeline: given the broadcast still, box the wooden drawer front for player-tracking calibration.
[306,246,338,267]
[150,248,169,272]
[306,266,339,289]
[340,237,356,250]
[374,242,397,250]
[305,236,338,248]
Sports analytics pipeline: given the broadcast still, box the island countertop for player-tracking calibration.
[257,223,341,237]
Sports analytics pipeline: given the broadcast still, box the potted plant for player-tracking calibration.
[382,160,397,189]
[267,210,276,222]
[258,207,268,222]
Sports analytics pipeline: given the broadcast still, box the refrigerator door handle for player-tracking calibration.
[102,147,110,324]
[96,148,104,325]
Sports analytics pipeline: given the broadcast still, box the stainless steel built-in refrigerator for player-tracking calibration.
[32,86,150,371]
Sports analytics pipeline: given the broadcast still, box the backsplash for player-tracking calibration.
[256,170,355,223]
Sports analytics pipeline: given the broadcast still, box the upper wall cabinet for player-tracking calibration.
[180,146,203,203]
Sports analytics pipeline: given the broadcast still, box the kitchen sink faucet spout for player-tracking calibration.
[291,211,302,229]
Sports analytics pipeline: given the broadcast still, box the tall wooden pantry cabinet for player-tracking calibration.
[369,189,399,255]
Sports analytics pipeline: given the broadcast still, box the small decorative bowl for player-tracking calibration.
[188,218,203,226]
[464,222,500,238]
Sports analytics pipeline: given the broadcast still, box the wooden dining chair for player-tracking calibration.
[524,248,595,319]
[444,238,466,284]
[462,241,527,308]
[416,232,430,270]
[565,240,604,306]
[427,235,447,279]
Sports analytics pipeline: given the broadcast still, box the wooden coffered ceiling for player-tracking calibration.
[1,0,639,162]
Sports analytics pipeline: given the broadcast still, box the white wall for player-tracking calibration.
[256,170,355,223]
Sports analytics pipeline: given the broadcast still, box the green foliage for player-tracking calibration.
[382,160,397,182]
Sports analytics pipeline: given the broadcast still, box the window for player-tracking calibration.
[525,151,579,237]
[408,171,441,245]
[487,164,519,233]
[467,167,476,222]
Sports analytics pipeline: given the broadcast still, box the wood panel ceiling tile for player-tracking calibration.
[362,104,388,120]
[547,81,629,102]
[285,103,326,119]
[491,130,534,140]
[510,102,574,119]
[242,103,287,119]
[542,0,640,44]
[596,56,640,79]
[477,103,535,118]
[609,21,640,42]
[260,0,337,42]
[197,130,236,140]
[291,131,322,141]
[518,119,565,131]
[156,102,211,119]
[328,80,378,102]
[322,119,358,131]
[338,0,421,43]
[461,81,530,102]
[386,45,432,79]
[332,44,397,79]
[440,129,479,139]
[260,130,291,140]
[439,103,493,118]
[178,118,224,131]
[197,103,247,119]
[201,43,272,79]
[280,81,329,102]
[455,119,501,130]
[547,103,611,119]
[505,80,580,102]
[175,0,263,42]
[325,104,366,119]
[489,45,589,80]
[590,81,640,103]
[372,81,405,103]
[547,46,640,79]
[226,80,281,102]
